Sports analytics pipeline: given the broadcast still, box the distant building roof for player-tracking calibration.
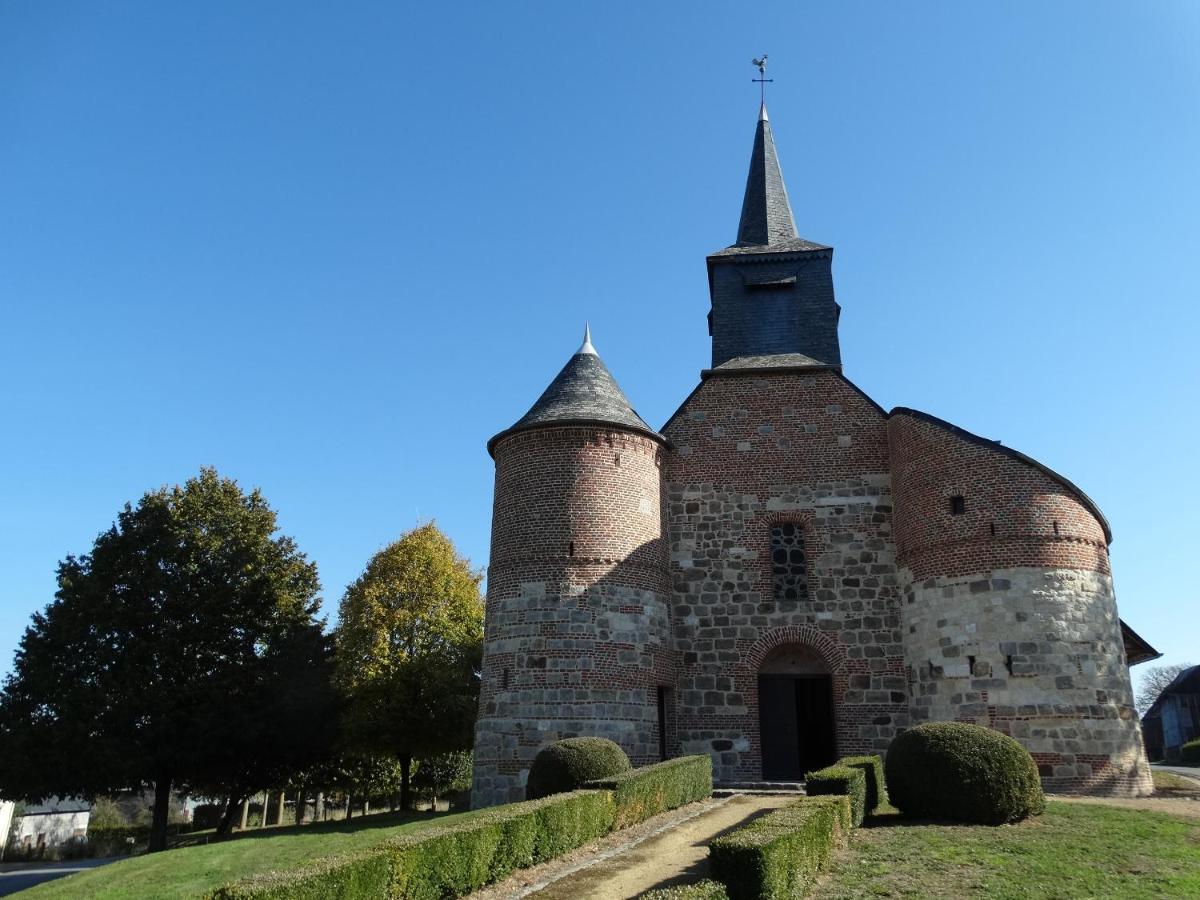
[1143,664,1200,721]
[21,797,90,816]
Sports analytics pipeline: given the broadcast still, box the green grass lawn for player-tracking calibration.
[23,808,477,899]
[1153,770,1200,793]
[811,800,1200,899]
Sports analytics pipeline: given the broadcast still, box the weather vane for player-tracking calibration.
[752,55,772,105]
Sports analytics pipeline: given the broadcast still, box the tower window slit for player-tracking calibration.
[950,495,966,515]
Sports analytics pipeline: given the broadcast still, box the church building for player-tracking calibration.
[471,101,1156,807]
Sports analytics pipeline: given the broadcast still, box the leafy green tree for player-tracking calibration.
[412,751,472,811]
[0,468,327,852]
[335,524,483,809]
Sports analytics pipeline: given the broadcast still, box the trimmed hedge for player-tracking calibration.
[885,722,1046,824]
[708,795,851,900]
[589,755,713,827]
[804,764,866,826]
[1181,738,1200,765]
[838,754,887,814]
[526,737,631,800]
[210,790,616,899]
[639,880,729,899]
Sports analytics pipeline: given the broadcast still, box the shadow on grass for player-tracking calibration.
[172,808,461,848]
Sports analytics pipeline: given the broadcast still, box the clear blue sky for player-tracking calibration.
[2,2,1197,701]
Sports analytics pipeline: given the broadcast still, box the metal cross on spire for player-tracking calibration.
[751,55,772,106]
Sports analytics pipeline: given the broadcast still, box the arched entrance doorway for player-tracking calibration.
[758,644,836,780]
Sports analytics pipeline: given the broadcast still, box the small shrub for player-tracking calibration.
[192,803,226,830]
[837,755,887,813]
[526,737,631,800]
[639,880,729,899]
[885,722,1045,824]
[804,764,866,826]
[1181,738,1200,765]
[589,755,713,827]
[708,795,850,900]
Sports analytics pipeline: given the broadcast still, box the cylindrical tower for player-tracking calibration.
[471,328,674,808]
[887,409,1152,797]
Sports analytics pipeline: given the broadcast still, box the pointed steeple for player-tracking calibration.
[735,102,798,246]
[488,327,660,454]
[578,322,596,355]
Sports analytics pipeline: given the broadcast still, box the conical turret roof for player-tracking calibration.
[488,326,661,455]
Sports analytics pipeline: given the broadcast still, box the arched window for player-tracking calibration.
[770,523,807,601]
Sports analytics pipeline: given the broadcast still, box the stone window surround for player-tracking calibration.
[762,510,817,605]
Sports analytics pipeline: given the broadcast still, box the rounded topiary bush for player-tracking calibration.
[525,737,632,800]
[1182,738,1200,765]
[884,722,1045,824]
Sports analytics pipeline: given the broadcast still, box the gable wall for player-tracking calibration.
[662,369,907,781]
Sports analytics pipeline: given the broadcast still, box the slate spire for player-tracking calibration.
[735,102,798,246]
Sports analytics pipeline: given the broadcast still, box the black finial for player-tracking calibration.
[751,55,773,106]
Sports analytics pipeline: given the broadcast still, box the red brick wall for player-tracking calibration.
[886,412,1110,580]
[488,427,667,597]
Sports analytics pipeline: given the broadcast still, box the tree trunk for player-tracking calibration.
[240,797,249,830]
[345,794,353,820]
[295,785,308,825]
[216,793,245,836]
[148,774,172,853]
[276,791,285,825]
[261,791,271,827]
[315,791,324,823]
[400,755,412,811]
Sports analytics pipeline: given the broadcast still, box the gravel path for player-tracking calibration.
[471,794,794,900]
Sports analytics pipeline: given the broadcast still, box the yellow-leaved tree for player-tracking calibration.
[335,523,483,809]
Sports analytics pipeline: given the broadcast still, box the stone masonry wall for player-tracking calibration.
[902,568,1152,795]
[472,426,673,807]
[663,369,908,782]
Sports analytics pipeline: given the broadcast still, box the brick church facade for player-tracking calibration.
[471,102,1157,807]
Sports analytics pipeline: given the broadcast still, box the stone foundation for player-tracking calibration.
[902,566,1152,796]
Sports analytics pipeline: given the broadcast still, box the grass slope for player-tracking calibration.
[811,800,1200,899]
[23,809,476,899]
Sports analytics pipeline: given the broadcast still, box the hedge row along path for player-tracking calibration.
[472,794,795,900]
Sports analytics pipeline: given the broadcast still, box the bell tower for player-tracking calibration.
[707,103,842,370]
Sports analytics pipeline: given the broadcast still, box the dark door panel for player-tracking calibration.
[759,673,835,781]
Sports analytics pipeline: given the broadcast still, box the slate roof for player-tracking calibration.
[1120,620,1161,667]
[488,331,661,454]
[711,103,828,256]
[710,352,832,371]
[710,236,831,258]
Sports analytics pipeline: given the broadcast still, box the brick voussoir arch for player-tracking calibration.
[744,625,848,676]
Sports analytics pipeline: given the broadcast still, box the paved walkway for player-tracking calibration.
[510,794,794,900]
[0,858,118,896]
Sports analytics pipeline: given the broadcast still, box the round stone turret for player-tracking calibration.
[471,328,674,808]
[887,409,1152,797]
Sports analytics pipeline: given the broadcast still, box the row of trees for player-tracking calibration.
[0,468,483,852]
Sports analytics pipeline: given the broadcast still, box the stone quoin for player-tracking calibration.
[470,101,1157,807]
